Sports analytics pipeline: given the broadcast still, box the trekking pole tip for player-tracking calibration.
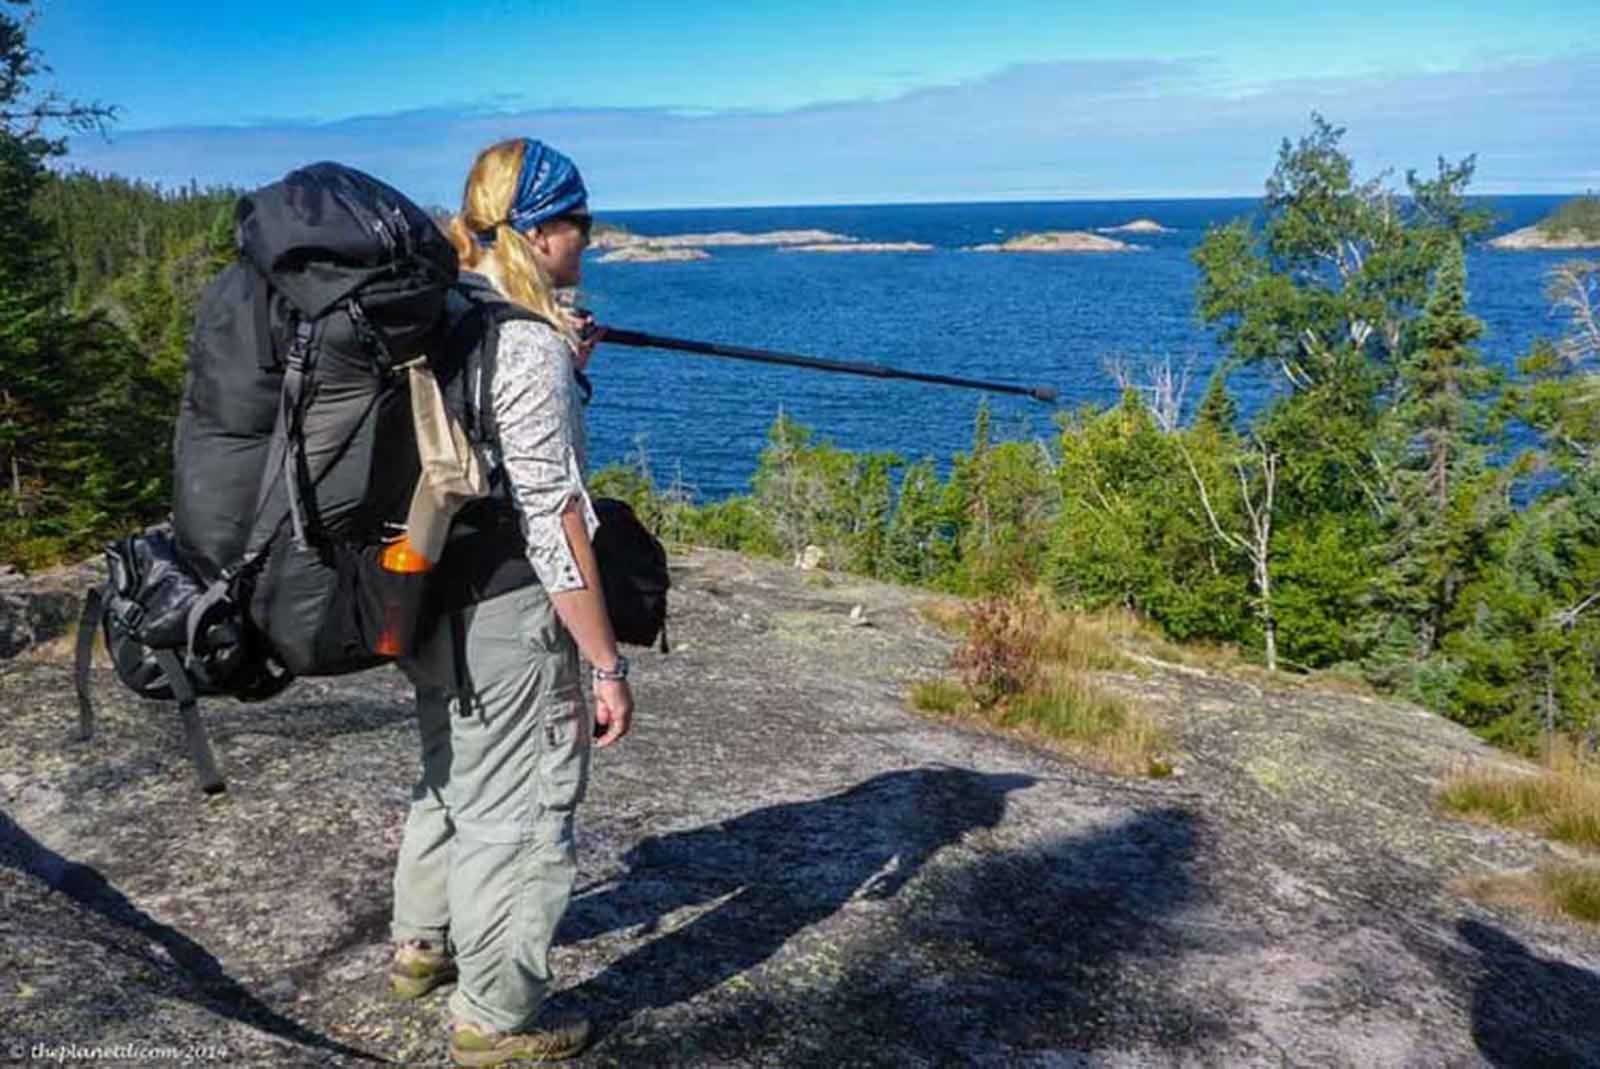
[1031,385,1060,404]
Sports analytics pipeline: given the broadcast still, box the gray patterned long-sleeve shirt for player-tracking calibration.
[481,317,599,593]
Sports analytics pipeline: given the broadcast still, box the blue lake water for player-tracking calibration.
[579,196,1580,500]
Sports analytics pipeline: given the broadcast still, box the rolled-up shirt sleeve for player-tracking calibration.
[487,319,599,593]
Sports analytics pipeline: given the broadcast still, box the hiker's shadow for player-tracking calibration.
[560,767,1033,1021]
[564,766,1210,1061]
[0,809,379,1064]
[1459,918,1600,1067]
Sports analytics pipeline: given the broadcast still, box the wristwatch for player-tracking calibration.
[592,656,629,682]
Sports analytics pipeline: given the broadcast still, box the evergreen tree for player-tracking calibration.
[1517,262,1600,477]
[1440,470,1600,748]
[1366,241,1506,665]
[945,400,1060,594]
[33,169,237,310]
[1,1,110,535]
[882,458,955,586]
[1192,369,1238,435]
[750,411,903,574]
[0,2,187,567]
[1186,115,1503,676]
[1403,242,1497,512]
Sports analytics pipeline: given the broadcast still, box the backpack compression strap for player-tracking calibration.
[280,317,319,548]
[73,583,227,794]
[153,648,226,795]
[248,301,392,557]
[73,586,103,742]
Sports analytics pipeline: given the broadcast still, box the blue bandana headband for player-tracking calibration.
[476,139,587,246]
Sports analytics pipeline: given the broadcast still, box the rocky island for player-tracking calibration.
[1098,218,1173,234]
[778,241,933,254]
[2,550,1598,1065]
[1489,226,1600,251]
[1489,196,1600,250]
[591,228,857,251]
[595,244,711,264]
[970,230,1140,253]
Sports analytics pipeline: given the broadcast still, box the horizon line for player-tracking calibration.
[594,189,1585,214]
[42,162,1588,214]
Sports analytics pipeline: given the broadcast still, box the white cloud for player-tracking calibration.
[57,54,1600,208]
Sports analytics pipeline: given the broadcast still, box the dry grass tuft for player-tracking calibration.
[1438,740,1600,853]
[915,598,970,636]
[1035,610,1133,671]
[907,592,1172,778]
[1301,667,1379,699]
[1545,864,1600,923]
[1456,863,1600,927]
[1085,608,1246,673]
[1002,674,1174,778]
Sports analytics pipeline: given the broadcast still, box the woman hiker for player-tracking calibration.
[386,137,633,1065]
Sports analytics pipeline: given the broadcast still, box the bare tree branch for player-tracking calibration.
[1147,358,1192,433]
[1235,456,1261,532]
[1179,441,1248,556]
[1550,261,1600,367]
[1104,356,1135,394]
[1277,356,1314,391]
[1552,589,1600,632]
[1101,354,1194,431]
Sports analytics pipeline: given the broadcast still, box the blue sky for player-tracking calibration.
[34,0,1600,208]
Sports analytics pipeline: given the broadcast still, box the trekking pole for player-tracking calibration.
[598,326,1059,403]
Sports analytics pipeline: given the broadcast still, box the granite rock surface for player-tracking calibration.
[2,548,1598,1067]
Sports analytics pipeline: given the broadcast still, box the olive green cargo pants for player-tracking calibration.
[391,583,591,1033]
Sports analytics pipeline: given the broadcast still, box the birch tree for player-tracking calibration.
[1181,435,1281,671]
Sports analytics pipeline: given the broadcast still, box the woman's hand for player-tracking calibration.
[593,677,633,748]
[563,307,604,371]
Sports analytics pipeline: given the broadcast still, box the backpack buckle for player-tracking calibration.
[286,319,314,370]
[110,596,146,635]
[346,299,396,370]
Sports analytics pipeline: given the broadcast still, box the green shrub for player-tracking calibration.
[750,412,902,574]
[909,678,965,713]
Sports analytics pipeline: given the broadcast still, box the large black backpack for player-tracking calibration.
[75,168,669,794]
[75,162,458,792]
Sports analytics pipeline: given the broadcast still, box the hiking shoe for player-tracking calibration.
[388,939,457,1000]
[449,1016,593,1066]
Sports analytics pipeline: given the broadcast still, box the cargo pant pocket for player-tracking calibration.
[538,687,590,821]
[508,585,589,820]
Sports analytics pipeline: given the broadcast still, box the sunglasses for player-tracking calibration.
[560,212,594,243]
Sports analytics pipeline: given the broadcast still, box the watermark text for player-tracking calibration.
[7,1042,230,1064]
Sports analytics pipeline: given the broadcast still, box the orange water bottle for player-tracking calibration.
[374,534,433,656]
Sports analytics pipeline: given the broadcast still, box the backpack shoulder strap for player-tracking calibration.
[470,296,593,405]
[434,284,555,444]
[277,316,321,549]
